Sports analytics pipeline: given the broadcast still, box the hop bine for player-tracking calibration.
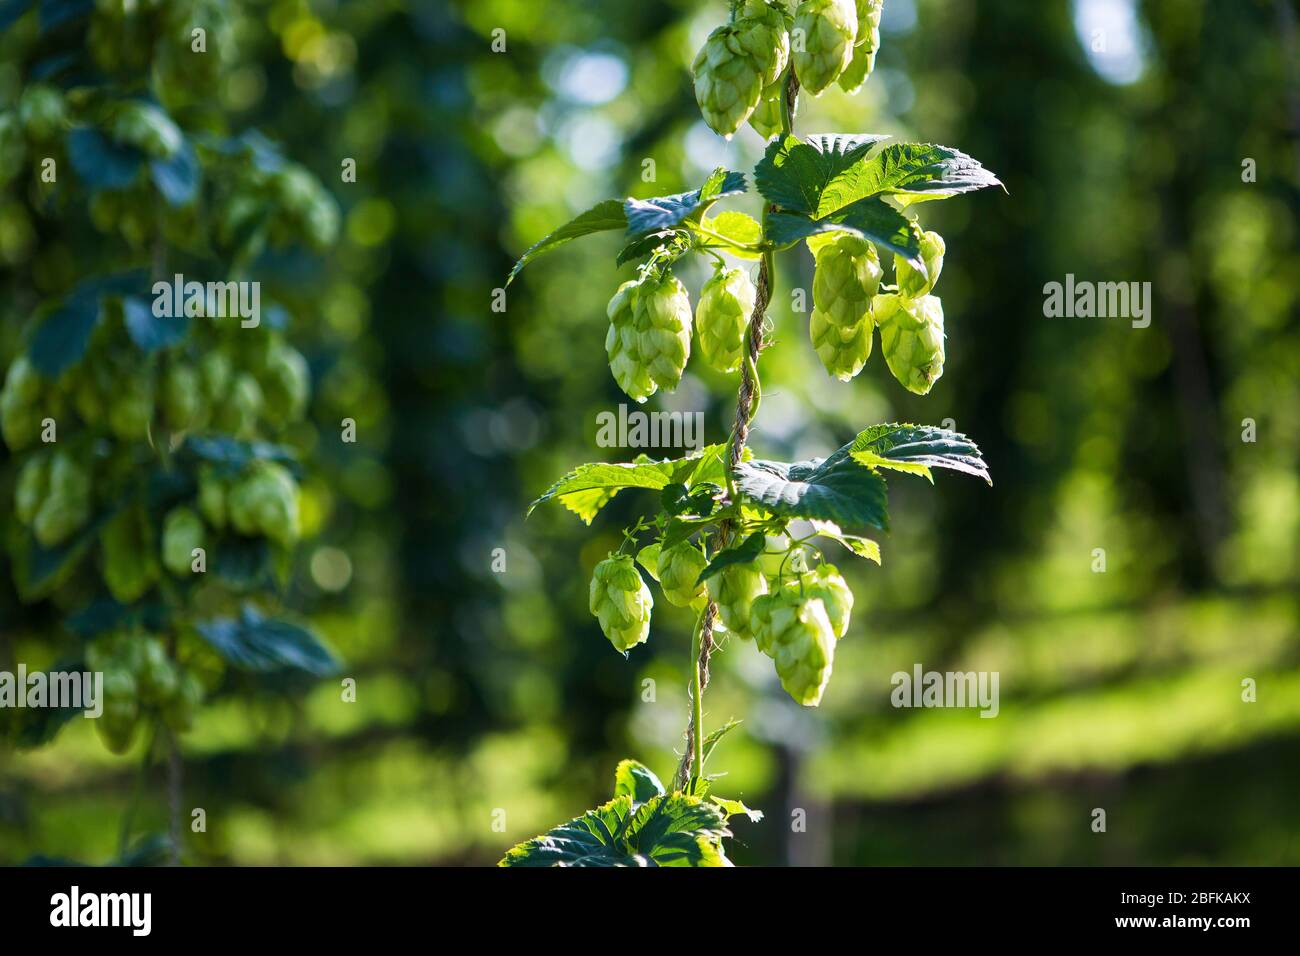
[589,554,654,652]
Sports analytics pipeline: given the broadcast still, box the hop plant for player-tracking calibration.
[875,292,946,395]
[792,0,858,95]
[894,229,946,299]
[161,507,205,576]
[229,461,301,547]
[738,0,793,86]
[749,78,786,140]
[692,24,765,139]
[589,554,654,652]
[749,589,837,705]
[1,356,44,450]
[706,561,768,636]
[656,541,709,608]
[696,265,756,374]
[101,505,160,604]
[800,564,854,639]
[838,0,884,93]
[812,233,881,327]
[605,271,692,402]
[810,307,874,381]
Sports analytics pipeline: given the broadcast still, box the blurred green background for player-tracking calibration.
[2,0,1298,865]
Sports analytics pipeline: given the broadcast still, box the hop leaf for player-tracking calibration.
[589,554,654,652]
[695,266,756,374]
[792,0,858,95]
[875,293,946,395]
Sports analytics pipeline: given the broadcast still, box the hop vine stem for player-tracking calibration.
[677,69,800,791]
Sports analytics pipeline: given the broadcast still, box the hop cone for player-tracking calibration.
[738,0,792,86]
[605,273,692,402]
[801,564,854,639]
[810,307,874,381]
[656,541,708,608]
[749,78,785,139]
[750,590,837,706]
[792,0,857,95]
[875,293,946,395]
[838,0,883,93]
[812,233,881,327]
[706,561,768,637]
[695,266,756,374]
[589,554,654,652]
[692,24,764,138]
[894,230,946,299]
[34,450,91,548]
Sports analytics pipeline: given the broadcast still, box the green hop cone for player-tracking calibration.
[161,361,202,431]
[0,112,25,187]
[1,356,43,450]
[15,453,48,526]
[137,637,178,705]
[875,292,946,395]
[605,272,692,402]
[810,307,874,381]
[161,506,205,576]
[197,467,227,530]
[655,541,708,608]
[792,0,858,95]
[259,343,311,426]
[216,372,263,439]
[692,24,765,138]
[801,564,854,639]
[838,0,883,93]
[749,590,837,706]
[33,450,91,548]
[894,230,946,299]
[749,78,785,140]
[811,233,882,327]
[18,85,66,141]
[107,370,155,441]
[588,554,653,653]
[101,505,160,603]
[737,0,792,87]
[229,462,301,547]
[95,669,140,755]
[199,349,232,401]
[695,266,756,374]
[706,561,768,637]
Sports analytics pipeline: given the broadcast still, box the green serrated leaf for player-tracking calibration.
[613,759,667,804]
[500,792,731,867]
[696,532,766,585]
[699,210,763,259]
[809,520,882,564]
[616,228,680,266]
[768,198,922,266]
[506,199,627,285]
[711,796,764,823]
[753,134,891,215]
[846,423,991,485]
[624,170,747,237]
[528,459,678,524]
[702,717,742,762]
[734,451,890,533]
[846,142,1002,206]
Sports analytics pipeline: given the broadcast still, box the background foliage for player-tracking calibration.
[2,0,1298,865]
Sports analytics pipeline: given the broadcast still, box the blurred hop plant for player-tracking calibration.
[750,589,836,705]
[696,265,757,374]
[0,0,341,815]
[589,554,654,652]
[504,0,1000,865]
[792,0,858,95]
[875,293,947,394]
